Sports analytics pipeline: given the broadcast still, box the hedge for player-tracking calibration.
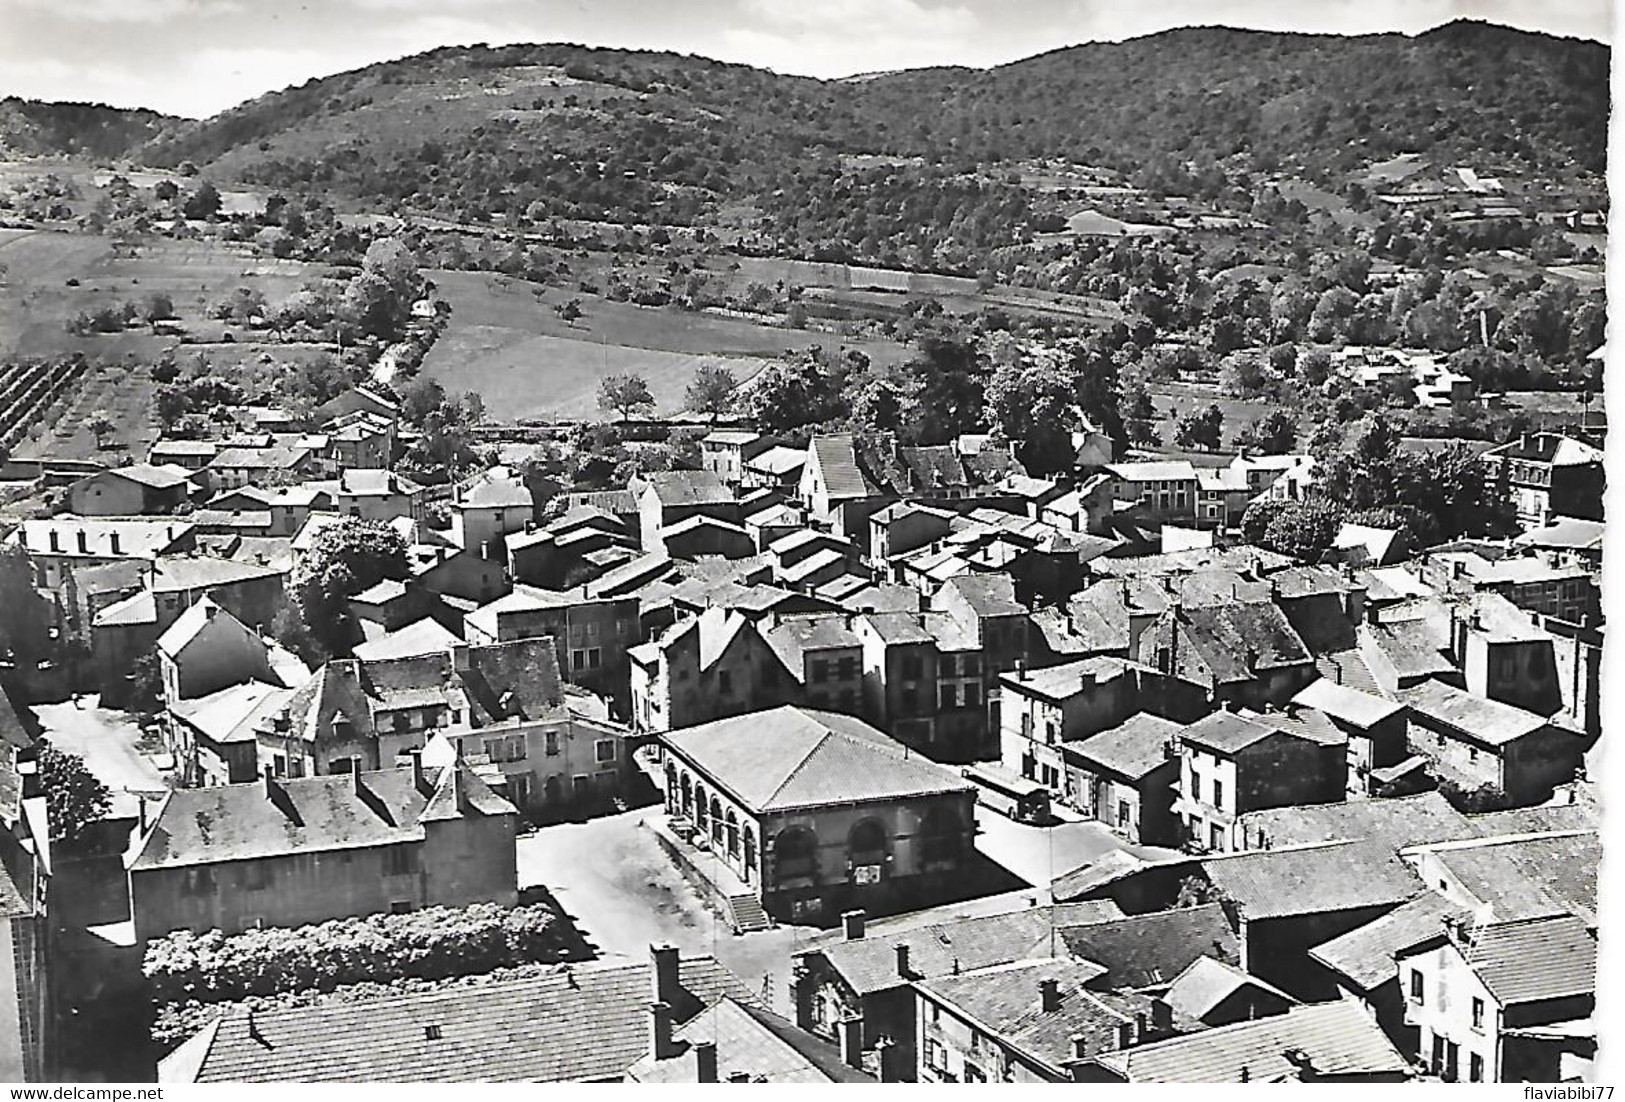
[143,902,571,1006]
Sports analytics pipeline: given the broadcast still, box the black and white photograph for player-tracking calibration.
[0,0,1608,1085]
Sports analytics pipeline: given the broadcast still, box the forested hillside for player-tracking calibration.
[0,98,174,158]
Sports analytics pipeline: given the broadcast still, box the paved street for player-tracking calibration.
[972,801,1179,900]
[517,809,826,1016]
[33,696,168,816]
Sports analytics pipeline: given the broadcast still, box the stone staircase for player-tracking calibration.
[725,893,774,934]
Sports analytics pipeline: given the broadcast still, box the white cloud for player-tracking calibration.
[741,0,976,37]
[5,0,243,23]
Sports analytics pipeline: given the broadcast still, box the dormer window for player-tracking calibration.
[498,690,519,719]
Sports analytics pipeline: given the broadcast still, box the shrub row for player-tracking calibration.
[143,901,568,1005]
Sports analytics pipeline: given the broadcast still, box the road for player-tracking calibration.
[33,696,168,817]
[516,809,825,1016]
[971,802,1179,900]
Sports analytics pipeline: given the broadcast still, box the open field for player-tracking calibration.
[1146,382,1288,450]
[0,229,326,458]
[422,268,913,420]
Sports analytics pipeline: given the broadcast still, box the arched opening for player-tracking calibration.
[680,773,694,818]
[664,762,679,814]
[918,805,964,867]
[848,817,890,864]
[709,797,724,846]
[725,809,740,859]
[773,826,817,880]
[543,775,561,806]
[742,826,757,882]
[695,784,709,829]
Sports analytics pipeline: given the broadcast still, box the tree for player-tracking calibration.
[126,652,164,714]
[684,364,738,424]
[143,292,175,322]
[86,411,116,450]
[1242,410,1297,453]
[1218,350,1271,398]
[983,360,1078,476]
[1174,404,1224,451]
[289,518,410,655]
[901,331,986,444]
[1121,377,1159,446]
[556,298,582,323]
[597,373,655,423]
[182,180,221,221]
[38,741,112,846]
[1261,499,1344,561]
[153,179,179,202]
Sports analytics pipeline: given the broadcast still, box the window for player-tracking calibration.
[1471,998,1485,1030]
[940,684,958,710]
[587,647,601,670]
[837,657,857,681]
[385,847,418,877]
[391,711,409,733]
[901,686,919,713]
[717,669,733,696]
[545,731,560,756]
[811,660,830,684]
[962,655,980,676]
[571,650,586,672]
[183,868,215,896]
[1209,823,1224,851]
[940,655,956,677]
[595,739,616,764]
[1469,1054,1484,1083]
[902,655,923,680]
[1117,800,1130,828]
[1410,969,1425,1005]
[1212,778,1224,809]
[1020,713,1033,738]
[964,1064,986,1083]
[483,734,524,763]
[965,683,981,709]
[1045,719,1057,745]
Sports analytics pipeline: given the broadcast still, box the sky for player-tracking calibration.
[0,0,1612,119]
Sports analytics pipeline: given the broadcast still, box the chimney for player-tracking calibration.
[138,794,150,834]
[47,529,59,553]
[1071,1034,1088,1061]
[876,1037,904,1083]
[409,749,427,795]
[694,1040,718,1084]
[894,944,912,979]
[1016,658,1028,682]
[451,643,471,671]
[353,762,365,798]
[109,531,121,555]
[648,1002,677,1061]
[203,601,217,620]
[1080,671,1096,695]
[651,943,681,1006]
[1152,1000,1172,1033]
[838,1016,863,1070]
[1283,1047,1316,1081]
[1114,1021,1134,1050]
[842,909,866,941]
[1135,1012,1148,1044]
[76,530,88,553]
[1039,978,1062,1013]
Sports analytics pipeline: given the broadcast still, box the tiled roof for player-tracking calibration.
[1425,831,1598,925]
[1067,714,1181,779]
[92,589,157,628]
[808,435,877,500]
[1292,677,1398,726]
[1104,461,1198,482]
[1000,656,1146,705]
[1200,840,1422,921]
[1178,712,1285,755]
[13,517,191,559]
[1514,517,1604,553]
[918,958,1133,1070]
[455,470,531,509]
[802,903,1116,996]
[166,954,754,1083]
[102,462,193,490]
[1058,904,1239,990]
[837,582,923,615]
[939,573,1024,618]
[627,997,873,1084]
[156,597,251,657]
[762,616,860,672]
[171,680,297,745]
[1089,1000,1409,1082]
[153,553,283,591]
[207,445,310,470]
[1178,602,1311,682]
[1235,790,1469,852]
[353,619,462,661]
[1400,679,1548,745]
[639,470,733,507]
[1463,914,1595,1005]
[127,763,512,871]
[744,446,806,476]
[662,706,973,814]
[1161,956,1296,1022]
[1309,893,1470,991]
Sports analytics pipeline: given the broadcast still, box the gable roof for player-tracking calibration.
[1291,678,1403,728]
[1179,711,1293,756]
[156,597,254,658]
[1067,714,1182,780]
[1309,893,1471,991]
[127,763,512,872]
[661,706,972,814]
[939,573,1024,618]
[627,996,873,1084]
[1058,904,1239,990]
[353,618,463,661]
[1235,790,1469,852]
[1459,914,1595,1005]
[1423,831,1598,926]
[1161,956,1296,1022]
[640,469,733,507]
[807,435,878,500]
[98,462,193,490]
[1089,1000,1409,1082]
[1200,840,1422,921]
[917,958,1134,1071]
[799,901,1119,996]
[1400,679,1550,746]
[164,954,753,1083]
[1178,602,1311,682]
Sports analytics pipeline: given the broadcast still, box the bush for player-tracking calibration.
[142,902,568,1006]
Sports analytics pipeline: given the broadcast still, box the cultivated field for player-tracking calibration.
[421,269,913,420]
